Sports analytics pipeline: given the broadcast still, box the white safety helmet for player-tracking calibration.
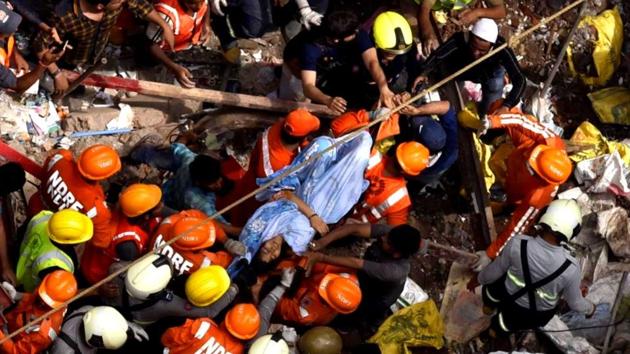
[248,334,290,354]
[471,18,498,44]
[125,254,173,300]
[83,306,129,350]
[538,199,582,241]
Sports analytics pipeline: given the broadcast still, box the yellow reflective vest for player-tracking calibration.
[16,211,74,292]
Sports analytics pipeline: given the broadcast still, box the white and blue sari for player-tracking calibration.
[227,131,371,276]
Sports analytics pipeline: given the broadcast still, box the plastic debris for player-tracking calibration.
[106,103,134,130]
[390,277,429,313]
[574,150,630,198]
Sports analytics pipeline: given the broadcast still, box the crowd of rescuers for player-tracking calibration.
[0,0,608,352]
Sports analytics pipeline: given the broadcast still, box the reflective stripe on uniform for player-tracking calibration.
[47,327,57,341]
[33,250,75,273]
[299,306,309,318]
[23,213,53,242]
[496,206,536,256]
[498,115,554,139]
[367,151,382,170]
[156,3,181,34]
[200,257,211,268]
[373,187,407,216]
[427,151,442,168]
[261,128,274,177]
[46,154,64,171]
[112,231,142,243]
[507,270,559,302]
[194,321,210,339]
[484,286,500,303]
[86,206,97,219]
[498,312,510,332]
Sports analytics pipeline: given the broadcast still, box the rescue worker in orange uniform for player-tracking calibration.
[228,109,321,226]
[149,209,245,276]
[28,144,121,249]
[331,110,430,225]
[146,0,208,88]
[275,259,362,326]
[472,110,573,270]
[161,303,261,354]
[0,270,77,354]
[81,183,164,284]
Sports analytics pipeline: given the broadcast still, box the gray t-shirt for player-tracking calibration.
[478,234,593,313]
[358,224,411,316]
[50,306,96,354]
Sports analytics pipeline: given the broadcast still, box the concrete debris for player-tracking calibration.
[597,207,630,258]
[542,316,599,354]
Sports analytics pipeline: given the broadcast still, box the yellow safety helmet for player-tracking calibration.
[185,265,230,307]
[48,209,94,244]
[373,11,413,55]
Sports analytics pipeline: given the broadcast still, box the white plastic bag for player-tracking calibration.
[389,277,429,313]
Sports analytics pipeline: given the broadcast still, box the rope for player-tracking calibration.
[0,0,586,344]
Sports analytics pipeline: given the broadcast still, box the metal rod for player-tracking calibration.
[541,0,588,96]
[602,271,628,353]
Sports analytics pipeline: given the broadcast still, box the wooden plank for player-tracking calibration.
[62,71,335,117]
[427,11,496,248]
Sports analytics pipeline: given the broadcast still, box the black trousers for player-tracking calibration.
[482,275,556,334]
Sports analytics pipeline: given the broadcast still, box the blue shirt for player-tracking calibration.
[162,144,228,224]
[283,30,368,73]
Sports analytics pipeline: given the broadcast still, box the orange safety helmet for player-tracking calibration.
[77,145,121,181]
[171,217,217,251]
[318,273,362,314]
[38,270,78,308]
[528,145,572,184]
[395,141,429,176]
[283,109,321,138]
[119,183,163,217]
[224,303,261,340]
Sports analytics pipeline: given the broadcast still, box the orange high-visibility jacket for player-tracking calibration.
[39,150,114,248]
[162,318,244,354]
[485,111,566,258]
[81,210,158,284]
[149,210,231,276]
[276,260,357,326]
[332,110,410,225]
[0,294,65,354]
[154,0,207,51]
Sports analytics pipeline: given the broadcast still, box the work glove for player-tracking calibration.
[127,322,149,342]
[224,239,246,256]
[1,281,20,302]
[280,267,297,288]
[472,250,491,272]
[299,7,323,30]
[210,0,227,16]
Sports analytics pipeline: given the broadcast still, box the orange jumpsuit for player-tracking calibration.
[31,150,114,248]
[0,294,65,354]
[227,119,300,226]
[331,110,410,225]
[161,318,243,354]
[149,210,232,276]
[154,0,208,51]
[485,112,565,258]
[80,210,160,284]
[275,260,356,326]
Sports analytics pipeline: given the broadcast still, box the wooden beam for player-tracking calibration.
[62,71,335,117]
